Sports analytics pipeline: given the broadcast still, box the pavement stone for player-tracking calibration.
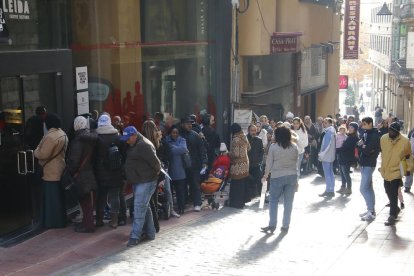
[55,168,414,276]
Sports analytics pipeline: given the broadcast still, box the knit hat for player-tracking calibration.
[286,112,294,119]
[74,116,88,131]
[219,142,228,152]
[348,122,359,132]
[389,122,401,133]
[98,114,111,127]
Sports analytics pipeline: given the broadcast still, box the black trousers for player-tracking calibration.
[384,179,402,218]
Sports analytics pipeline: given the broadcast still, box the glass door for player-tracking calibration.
[0,73,56,239]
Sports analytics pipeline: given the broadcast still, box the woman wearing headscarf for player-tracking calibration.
[261,126,298,234]
[66,116,98,232]
[34,113,68,228]
[229,123,250,209]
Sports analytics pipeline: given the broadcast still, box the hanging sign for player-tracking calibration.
[0,1,10,43]
[339,75,349,89]
[271,32,302,54]
[76,66,88,91]
[343,0,360,59]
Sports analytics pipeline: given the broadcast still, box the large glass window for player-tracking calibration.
[0,0,69,51]
[300,46,328,94]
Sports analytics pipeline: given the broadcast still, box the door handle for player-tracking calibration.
[26,150,35,173]
[17,151,27,175]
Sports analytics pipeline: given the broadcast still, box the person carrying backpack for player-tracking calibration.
[95,114,126,228]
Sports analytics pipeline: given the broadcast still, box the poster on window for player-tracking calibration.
[0,1,10,43]
[233,109,252,133]
[76,66,88,91]
[343,0,360,59]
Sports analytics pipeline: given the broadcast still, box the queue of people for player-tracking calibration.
[30,107,414,249]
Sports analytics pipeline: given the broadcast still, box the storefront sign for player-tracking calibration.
[4,109,22,124]
[75,66,88,91]
[343,0,360,59]
[1,0,30,20]
[339,75,349,89]
[0,1,10,42]
[270,33,301,54]
[77,91,89,115]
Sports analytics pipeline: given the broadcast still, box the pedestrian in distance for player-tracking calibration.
[34,113,68,229]
[379,122,413,226]
[404,127,414,193]
[121,126,161,247]
[318,118,336,198]
[292,117,308,179]
[229,123,250,209]
[357,117,381,222]
[66,116,98,233]
[261,126,298,234]
[247,124,264,199]
[336,122,359,195]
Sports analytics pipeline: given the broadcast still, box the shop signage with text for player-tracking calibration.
[339,75,349,89]
[271,33,301,54]
[343,0,360,59]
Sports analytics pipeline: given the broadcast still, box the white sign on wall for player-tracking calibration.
[233,109,252,133]
[76,66,88,91]
[77,91,89,115]
[406,32,414,69]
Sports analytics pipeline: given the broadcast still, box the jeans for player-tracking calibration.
[322,162,335,192]
[297,153,304,179]
[163,176,174,210]
[186,168,202,206]
[360,166,376,212]
[268,175,297,228]
[172,179,187,211]
[405,174,413,189]
[339,164,352,189]
[384,179,401,218]
[130,181,157,240]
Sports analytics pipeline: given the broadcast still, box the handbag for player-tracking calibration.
[60,151,92,191]
[182,151,192,169]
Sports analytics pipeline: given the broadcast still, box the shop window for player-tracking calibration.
[300,46,328,94]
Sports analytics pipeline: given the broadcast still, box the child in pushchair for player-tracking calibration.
[201,143,231,209]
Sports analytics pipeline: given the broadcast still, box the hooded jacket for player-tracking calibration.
[318,126,336,163]
[380,134,412,181]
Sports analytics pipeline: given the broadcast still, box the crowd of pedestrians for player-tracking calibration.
[28,106,414,248]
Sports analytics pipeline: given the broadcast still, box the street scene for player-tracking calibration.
[1,0,414,275]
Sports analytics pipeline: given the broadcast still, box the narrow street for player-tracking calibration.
[59,169,414,276]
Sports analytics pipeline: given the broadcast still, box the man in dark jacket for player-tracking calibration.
[180,116,208,211]
[357,117,381,222]
[121,126,161,247]
[201,114,220,170]
[247,124,264,198]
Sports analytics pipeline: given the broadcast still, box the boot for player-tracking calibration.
[109,213,118,229]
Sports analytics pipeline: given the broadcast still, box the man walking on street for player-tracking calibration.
[121,126,161,247]
[247,124,264,198]
[318,118,336,198]
[357,117,381,221]
[380,122,412,226]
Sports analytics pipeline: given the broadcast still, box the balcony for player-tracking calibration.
[400,3,414,20]
[390,59,414,85]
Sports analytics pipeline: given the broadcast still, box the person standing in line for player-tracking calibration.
[357,117,381,222]
[66,116,97,233]
[336,122,359,195]
[379,122,412,226]
[404,127,414,193]
[292,117,308,179]
[34,113,68,229]
[318,118,336,198]
[121,126,161,247]
[201,114,221,171]
[255,121,268,149]
[95,114,126,228]
[229,123,250,209]
[261,126,298,234]
[247,124,264,199]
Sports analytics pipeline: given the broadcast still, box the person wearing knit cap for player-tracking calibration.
[379,121,412,226]
[66,116,98,232]
[95,114,126,228]
[336,122,359,195]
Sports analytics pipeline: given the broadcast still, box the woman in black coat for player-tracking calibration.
[336,122,359,195]
[95,114,125,228]
[66,116,98,233]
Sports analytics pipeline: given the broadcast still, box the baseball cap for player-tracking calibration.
[181,116,194,124]
[120,126,138,141]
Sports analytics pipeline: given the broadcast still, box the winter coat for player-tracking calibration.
[380,134,412,181]
[35,128,68,181]
[124,133,161,184]
[247,134,264,168]
[358,128,381,167]
[166,135,187,180]
[180,127,208,169]
[336,134,358,166]
[294,128,309,154]
[305,123,319,147]
[66,129,98,195]
[95,125,124,188]
[318,126,336,163]
[229,131,250,180]
[202,125,221,167]
[157,138,171,182]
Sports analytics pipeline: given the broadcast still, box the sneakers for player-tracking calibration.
[384,216,396,226]
[336,187,345,194]
[361,211,376,221]
[404,187,411,193]
[319,191,335,198]
[193,205,201,212]
[343,188,352,195]
[171,210,181,218]
[127,238,139,247]
[401,202,405,209]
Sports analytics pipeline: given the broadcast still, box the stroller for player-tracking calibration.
[200,155,230,209]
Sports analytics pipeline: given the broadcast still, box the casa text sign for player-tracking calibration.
[343,0,360,59]
[270,33,301,54]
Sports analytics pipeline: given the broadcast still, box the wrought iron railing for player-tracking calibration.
[390,59,414,84]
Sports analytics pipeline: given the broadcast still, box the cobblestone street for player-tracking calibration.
[59,168,414,276]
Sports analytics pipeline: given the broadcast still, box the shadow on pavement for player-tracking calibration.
[305,196,351,213]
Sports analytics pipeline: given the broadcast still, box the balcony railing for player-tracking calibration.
[390,59,414,85]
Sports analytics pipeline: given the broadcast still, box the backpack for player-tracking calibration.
[104,143,123,171]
